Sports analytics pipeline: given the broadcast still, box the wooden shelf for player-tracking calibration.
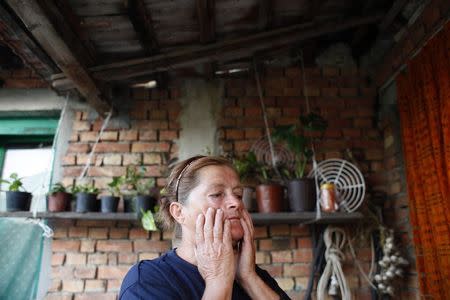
[0,211,363,224]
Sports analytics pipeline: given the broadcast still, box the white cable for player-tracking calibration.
[347,231,377,290]
[78,109,113,181]
[317,226,351,300]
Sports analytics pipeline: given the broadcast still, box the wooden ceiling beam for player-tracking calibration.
[378,0,409,33]
[0,3,58,79]
[52,14,383,82]
[6,0,111,115]
[258,0,272,31]
[126,0,159,55]
[196,0,215,43]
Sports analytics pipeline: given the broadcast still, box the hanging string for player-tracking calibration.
[78,109,113,181]
[298,50,322,220]
[253,58,277,169]
[317,226,351,300]
[347,231,377,290]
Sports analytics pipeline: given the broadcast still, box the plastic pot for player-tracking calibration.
[242,186,256,212]
[124,195,156,217]
[287,178,316,212]
[6,191,32,211]
[48,192,72,212]
[75,192,98,213]
[100,196,120,213]
[255,184,285,213]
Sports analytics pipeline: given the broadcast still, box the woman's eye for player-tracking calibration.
[209,192,223,198]
[235,193,243,200]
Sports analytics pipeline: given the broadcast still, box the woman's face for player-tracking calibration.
[183,165,245,242]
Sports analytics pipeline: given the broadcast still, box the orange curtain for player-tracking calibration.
[396,23,450,299]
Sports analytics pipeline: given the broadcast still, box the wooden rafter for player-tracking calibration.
[196,0,215,43]
[126,0,159,55]
[51,14,383,84]
[378,0,409,33]
[0,3,58,79]
[6,0,111,115]
[258,0,272,31]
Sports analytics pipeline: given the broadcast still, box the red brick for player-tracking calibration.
[129,228,150,239]
[119,253,138,264]
[53,240,80,252]
[97,240,132,252]
[81,240,96,253]
[68,227,88,238]
[66,253,86,265]
[322,87,338,97]
[51,266,74,279]
[107,279,122,292]
[133,240,171,252]
[88,253,107,265]
[270,250,292,263]
[283,263,311,276]
[62,155,76,166]
[109,228,129,239]
[340,87,358,97]
[84,280,106,292]
[285,67,301,78]
[108,253,118,265]
[260,264,283,277]
[48,279,61,292]
[297,237,313,248]
[87,166,126,177]
[283,87,302,96]
[138,130,156,141]
[342,129,361,138]
[134,120,168,130]
[282,107,301,116]
[73,121,91,131]
[74,266,97,279]
[89,228,109,239]
[67,143,90,153]
[51,253,65,266]
[120,130,139,141]
[129,108,148,119]
[270,224,290,236]
[244,128,263,139]
[62,279,84,292]
[149,109,167,119]
[95,143,130,153]
[293,249,313,262]
[224,107,243,117]
[322,67,339,77]
[63,166,83,177]
[79,131,98,142]
[244,107,262,117]
[97,266,131,279]
[131,142,170,152]
[100,131,119,141]
[254,226,268,238]
[159,130,178,140]
[74,293,117,300]
[234,140,252,152]
[102,154,122,165]
[226,129,244,140]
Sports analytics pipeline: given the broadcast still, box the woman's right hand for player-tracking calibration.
[195,207,236,294]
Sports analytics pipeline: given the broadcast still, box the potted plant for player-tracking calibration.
[47,182,72,212]
[100,177,121,213]
[255,163,285,213]
[1,173,32,211]
[272,112,327,212]
[121,166,156,217]
[232,151,260,212]
[73,182,99,213]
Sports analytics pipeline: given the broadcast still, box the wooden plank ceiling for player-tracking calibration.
[0,0,419,115]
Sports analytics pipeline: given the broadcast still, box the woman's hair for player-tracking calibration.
[156,155,236,233]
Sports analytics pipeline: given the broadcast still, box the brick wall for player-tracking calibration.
[0,67,48,88]
[48,66,386,299]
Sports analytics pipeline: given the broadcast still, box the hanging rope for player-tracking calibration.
[317,226,351,300]
[298,50,322,220]
[253,58,277,169]
[78,109,113,181]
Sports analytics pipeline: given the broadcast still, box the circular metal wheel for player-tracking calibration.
[308,159,365,212]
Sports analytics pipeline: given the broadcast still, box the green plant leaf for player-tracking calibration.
[141,208,157,231]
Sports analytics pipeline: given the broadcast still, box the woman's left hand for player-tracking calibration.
[236,209,257,283]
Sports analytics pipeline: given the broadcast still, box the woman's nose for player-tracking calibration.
[226,193,242,209]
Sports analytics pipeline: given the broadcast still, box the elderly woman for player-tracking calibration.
[119,156,290,299]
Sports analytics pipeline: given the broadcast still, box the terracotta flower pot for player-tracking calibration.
[48,192,72,212]
[255,184,285,213]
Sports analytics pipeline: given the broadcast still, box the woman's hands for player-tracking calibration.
[195,207,235,296]
[236,209,258,284]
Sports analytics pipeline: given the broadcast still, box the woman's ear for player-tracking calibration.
[169,202,185,224]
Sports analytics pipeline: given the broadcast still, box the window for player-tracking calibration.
[0,117,58,211]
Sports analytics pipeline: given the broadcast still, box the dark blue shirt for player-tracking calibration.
[119,249,290,299]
